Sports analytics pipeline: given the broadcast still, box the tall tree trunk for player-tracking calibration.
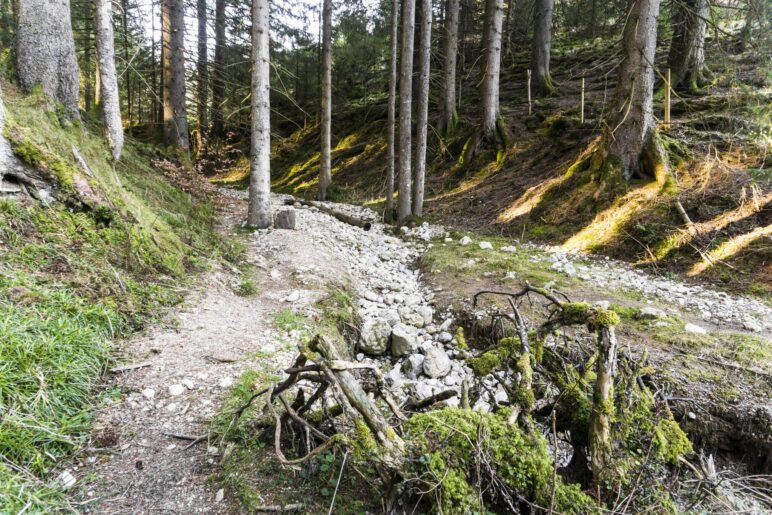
[197,0,209,133]
[437,0,459,136]
[385,0,399,222]
[95,0,125,160]
[396,0,416,224]
[14,0,80,120]
[151,0,158,126]
[83,5,94,113]
[480,0,504,141]
[667,0,708,92]
[210,0,226,138]
[531,0,554,95]
[247,0,271,228]
[412,0,431,217]
[600,0,665,182]
[121,0,132,125]
[162,0,190,150]
[318,0,332,201]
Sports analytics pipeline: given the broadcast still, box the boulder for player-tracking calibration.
[359,318,392,355]
[479,241,493,250]
[400,308,425,328]
[402,354,425,380]
[391,323,418,357]
[415,305,434,326]
[274,209,296,229]
[684,323,707,335]
[459,236,472,246]
[423,348,451,378]
[637,306,665,319]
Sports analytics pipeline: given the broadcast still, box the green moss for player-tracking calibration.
[560,302,591,325]
[589,308,621,327]
[353,418,378,457]
[455,326,468,350]
[466,336,522,375]
[513,353,535,410]
[653,419,693,465]
[404,408,599,514]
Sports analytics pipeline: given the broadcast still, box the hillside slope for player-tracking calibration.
[0,83,236,511]
[216,36,770,299]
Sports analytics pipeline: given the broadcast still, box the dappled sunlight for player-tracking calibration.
[496,175,570,222]
[645,189,772,263]
[561,182,661,252]
[427,159,504,203]
[688,223,772,276]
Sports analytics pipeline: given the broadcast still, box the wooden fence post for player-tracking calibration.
[527,69,532,116]
[664,68,671,131]
[580,77,585,124]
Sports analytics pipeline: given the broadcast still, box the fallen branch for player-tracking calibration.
[110,362,152,373]
[284,197,372,231]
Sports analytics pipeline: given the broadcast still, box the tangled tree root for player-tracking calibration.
[229,285,701,513]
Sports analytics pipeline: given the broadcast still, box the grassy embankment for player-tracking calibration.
[0,86,240,511]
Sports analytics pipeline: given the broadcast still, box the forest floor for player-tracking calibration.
[71,189,770,513]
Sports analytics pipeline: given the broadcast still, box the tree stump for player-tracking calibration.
[274,208,296,230]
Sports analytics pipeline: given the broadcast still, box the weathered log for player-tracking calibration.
[309,335,404,469]
[284,197,372,231]
[404,389,458,411]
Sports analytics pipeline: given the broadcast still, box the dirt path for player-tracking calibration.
[75,193,353,513]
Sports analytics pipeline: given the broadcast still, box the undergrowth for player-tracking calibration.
[0,88,234,511]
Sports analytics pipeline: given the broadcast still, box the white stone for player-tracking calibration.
[359,318,393,355]
[168,384,185,396]
[54,470,76,491]
[141,388,156,400]
[437,331,453,343]
[391,323,418,357]
[219,376,234,388]
[501,246,517,253]
[402,354,425,380]
[684,323,707,334]
[181,379,195,390]
[637,306,665,319]
[423,348,451,378]
[479,241,493,250]
[459,236,472,246]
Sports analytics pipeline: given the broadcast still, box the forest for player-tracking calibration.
[0,0,769,513]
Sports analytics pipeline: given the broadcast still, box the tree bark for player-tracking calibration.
[437,0,459,136]
[667,0,708,92]
[197,0,209,133]
[397,0,416,224]
[82,5,94,113]
[95,0,125,160]
[531,0,555,95]
[121,0,132,124]
[480,0,504,141]
[603,0,665,181]
[589,325,618,481]
[162,0,190,150]
[412,0,431,217]
[247,0,272,229]
[210,0,226,138]
[14,0,80,120]
[318,0,332,201]
[385,0,399,222]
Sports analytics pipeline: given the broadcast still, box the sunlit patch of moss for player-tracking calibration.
[559,302,590,325]
[404,408,599,514]
[653,419,693,465]
[455,326,468,350]
[353,418,378,457]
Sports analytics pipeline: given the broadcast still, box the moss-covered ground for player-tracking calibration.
[0,86,237,511]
